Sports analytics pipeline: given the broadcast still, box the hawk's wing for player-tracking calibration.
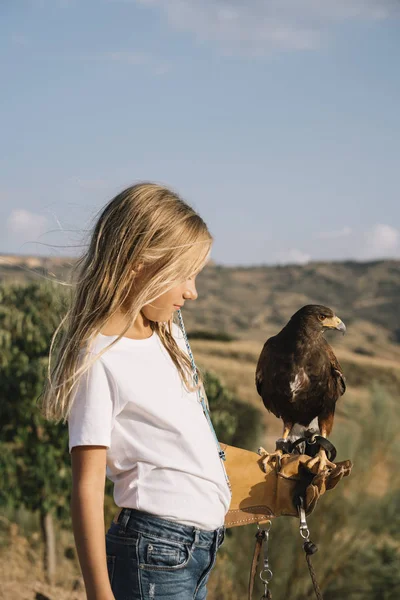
[255,336,293,418]
[322,338,346,396]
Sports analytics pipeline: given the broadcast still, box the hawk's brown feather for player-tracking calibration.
[255,305,346,431]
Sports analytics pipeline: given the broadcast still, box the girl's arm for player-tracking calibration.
[71,446,115,600]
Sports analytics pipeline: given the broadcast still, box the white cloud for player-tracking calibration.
[278,248,311,265]
[306,222,400,262]
[269,223,399,265]
[132,0,398,54]
[107,51,170,74]
[106,51,148,64]
[317,226,352,239]
[6,209,51,240]
[82,50,170,75]
[10,34,29,47]
[29,0,74,7]
[364,223,399,258]
[69,176,109,191]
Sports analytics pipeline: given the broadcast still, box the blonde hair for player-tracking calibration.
[39,182,212,423]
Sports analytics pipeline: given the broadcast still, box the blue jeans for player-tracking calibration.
[105,507,226,600]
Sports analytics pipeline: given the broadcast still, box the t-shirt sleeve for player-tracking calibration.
[68,355,117,453]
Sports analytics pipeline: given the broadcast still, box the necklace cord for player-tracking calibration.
[177,310,232,492]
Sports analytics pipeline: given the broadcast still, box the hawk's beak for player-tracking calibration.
[323,316,346,335]
[336,319,346,335]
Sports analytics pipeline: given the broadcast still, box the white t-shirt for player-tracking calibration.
[68,322,232,531]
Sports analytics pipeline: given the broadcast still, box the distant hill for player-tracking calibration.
[1,253,400,358]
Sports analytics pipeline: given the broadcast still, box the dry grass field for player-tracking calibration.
[1,254,399,598]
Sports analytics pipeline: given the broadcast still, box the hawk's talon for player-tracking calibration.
[307,448,336,473]
[258,447,283,472]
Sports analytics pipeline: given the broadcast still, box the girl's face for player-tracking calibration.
[141,250,210,323]
[141,273,199,323]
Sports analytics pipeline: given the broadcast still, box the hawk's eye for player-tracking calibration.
[318,314,326,321]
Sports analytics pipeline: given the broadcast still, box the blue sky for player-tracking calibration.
[1,0,399,266]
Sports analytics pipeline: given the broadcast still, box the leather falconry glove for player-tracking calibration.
[220,443,352,528]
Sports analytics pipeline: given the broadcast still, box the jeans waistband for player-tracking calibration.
[115,507,225,548]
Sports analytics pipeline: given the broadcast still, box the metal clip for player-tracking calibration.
[298,496,310,540]
[258,521,273,598]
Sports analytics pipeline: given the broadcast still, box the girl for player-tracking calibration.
[40,182,231,600]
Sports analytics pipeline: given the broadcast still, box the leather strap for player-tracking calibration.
[291,435,337,462]
[248,529,266,600]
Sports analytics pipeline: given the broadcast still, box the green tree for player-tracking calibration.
[0,282,70,584]
[204,370,263,450]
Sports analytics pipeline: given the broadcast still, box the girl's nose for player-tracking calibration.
[184,280,198,301]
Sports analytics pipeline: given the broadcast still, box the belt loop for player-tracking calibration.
[119,508,130,532]
[191,528,200,550]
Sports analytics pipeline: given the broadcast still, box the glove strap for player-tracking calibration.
[291,434,337,462]
[297,496,324,600]
[248,523,273,600]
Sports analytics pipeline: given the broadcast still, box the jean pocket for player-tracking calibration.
[138,532,192,571]
[106,520,140,547]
